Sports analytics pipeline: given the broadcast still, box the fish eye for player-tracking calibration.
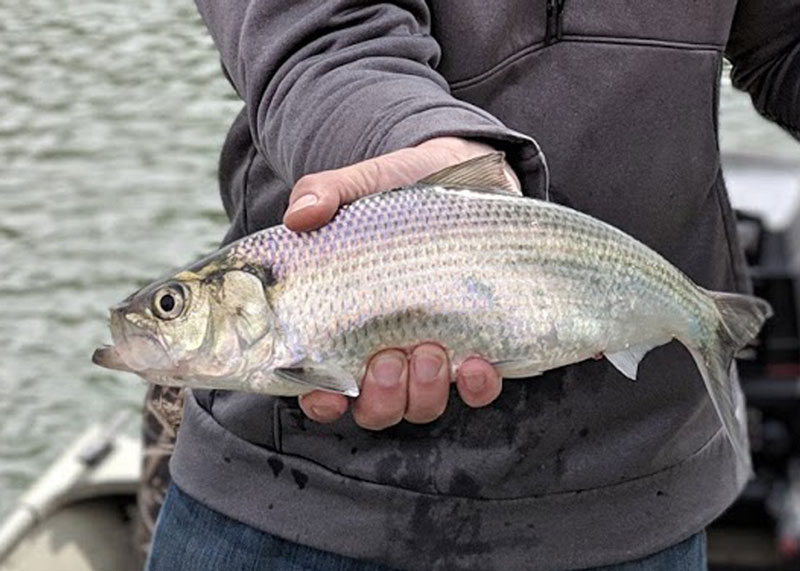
[152,285,186,320]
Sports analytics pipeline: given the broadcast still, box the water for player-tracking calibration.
[0,0,236,512]
[0,1,798,516]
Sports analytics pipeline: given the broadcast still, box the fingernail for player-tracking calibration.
[464,373,486,393]
[371,354,405,388]
[286,193,318,216]
[413,353,444,384]
[310,405,338,420]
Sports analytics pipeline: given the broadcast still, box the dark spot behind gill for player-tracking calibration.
[241,263,276,288]
[202,268,228,288]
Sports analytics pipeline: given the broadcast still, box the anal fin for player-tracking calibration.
[605,341,665,380]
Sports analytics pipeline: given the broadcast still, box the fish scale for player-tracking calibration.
[233,186,706,378]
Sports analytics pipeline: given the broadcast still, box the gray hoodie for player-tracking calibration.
[171,2,800,569]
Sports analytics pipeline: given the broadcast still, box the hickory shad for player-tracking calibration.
[93,154,772,470]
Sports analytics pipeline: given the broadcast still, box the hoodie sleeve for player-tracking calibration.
[725,0,800,140]
[193,0,546,186]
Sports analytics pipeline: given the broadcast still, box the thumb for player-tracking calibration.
[283,138,497,232]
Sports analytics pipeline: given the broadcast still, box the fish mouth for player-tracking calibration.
[92,344,185,387]
[92,345,135,372]
[94,308,174,374]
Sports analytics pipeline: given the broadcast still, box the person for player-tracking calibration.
[145,2,800,570]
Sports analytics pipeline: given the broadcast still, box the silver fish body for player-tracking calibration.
[247,186,699,382]
[93,154,772,471]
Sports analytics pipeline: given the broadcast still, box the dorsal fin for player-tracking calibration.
[417,153,521,196]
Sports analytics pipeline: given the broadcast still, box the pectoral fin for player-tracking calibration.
[274,361,360,397]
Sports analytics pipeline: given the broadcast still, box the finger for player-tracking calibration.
[283,152,425,232]
[405,344,450,424]
[283,173,344,232]
[298,391,349,423]
[352,350,408,430]
[456,358,502,408]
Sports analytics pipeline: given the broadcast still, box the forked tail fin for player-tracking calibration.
[688,290,773,476]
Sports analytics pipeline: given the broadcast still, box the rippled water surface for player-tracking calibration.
[0,1,798,515]
[0,0,237,513]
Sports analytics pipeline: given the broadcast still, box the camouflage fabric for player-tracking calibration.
[134,384,185,557]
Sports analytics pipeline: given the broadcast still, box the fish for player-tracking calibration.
[93,153,772,470]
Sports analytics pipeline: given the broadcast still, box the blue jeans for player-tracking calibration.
[146,484,707,571]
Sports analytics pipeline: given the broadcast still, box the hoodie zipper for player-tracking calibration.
[545,0,565,45]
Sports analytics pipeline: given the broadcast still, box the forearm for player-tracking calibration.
[726,0,800,139]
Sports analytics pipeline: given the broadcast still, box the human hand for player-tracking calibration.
[284,137,517,429]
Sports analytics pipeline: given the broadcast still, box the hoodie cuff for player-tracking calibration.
[374,104,550,199]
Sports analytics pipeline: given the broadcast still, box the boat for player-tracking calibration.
[0,412,141,571]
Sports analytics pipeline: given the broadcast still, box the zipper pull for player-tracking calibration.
[556,0,565,41]
[545,0,565,45]
[545,0,556,45]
